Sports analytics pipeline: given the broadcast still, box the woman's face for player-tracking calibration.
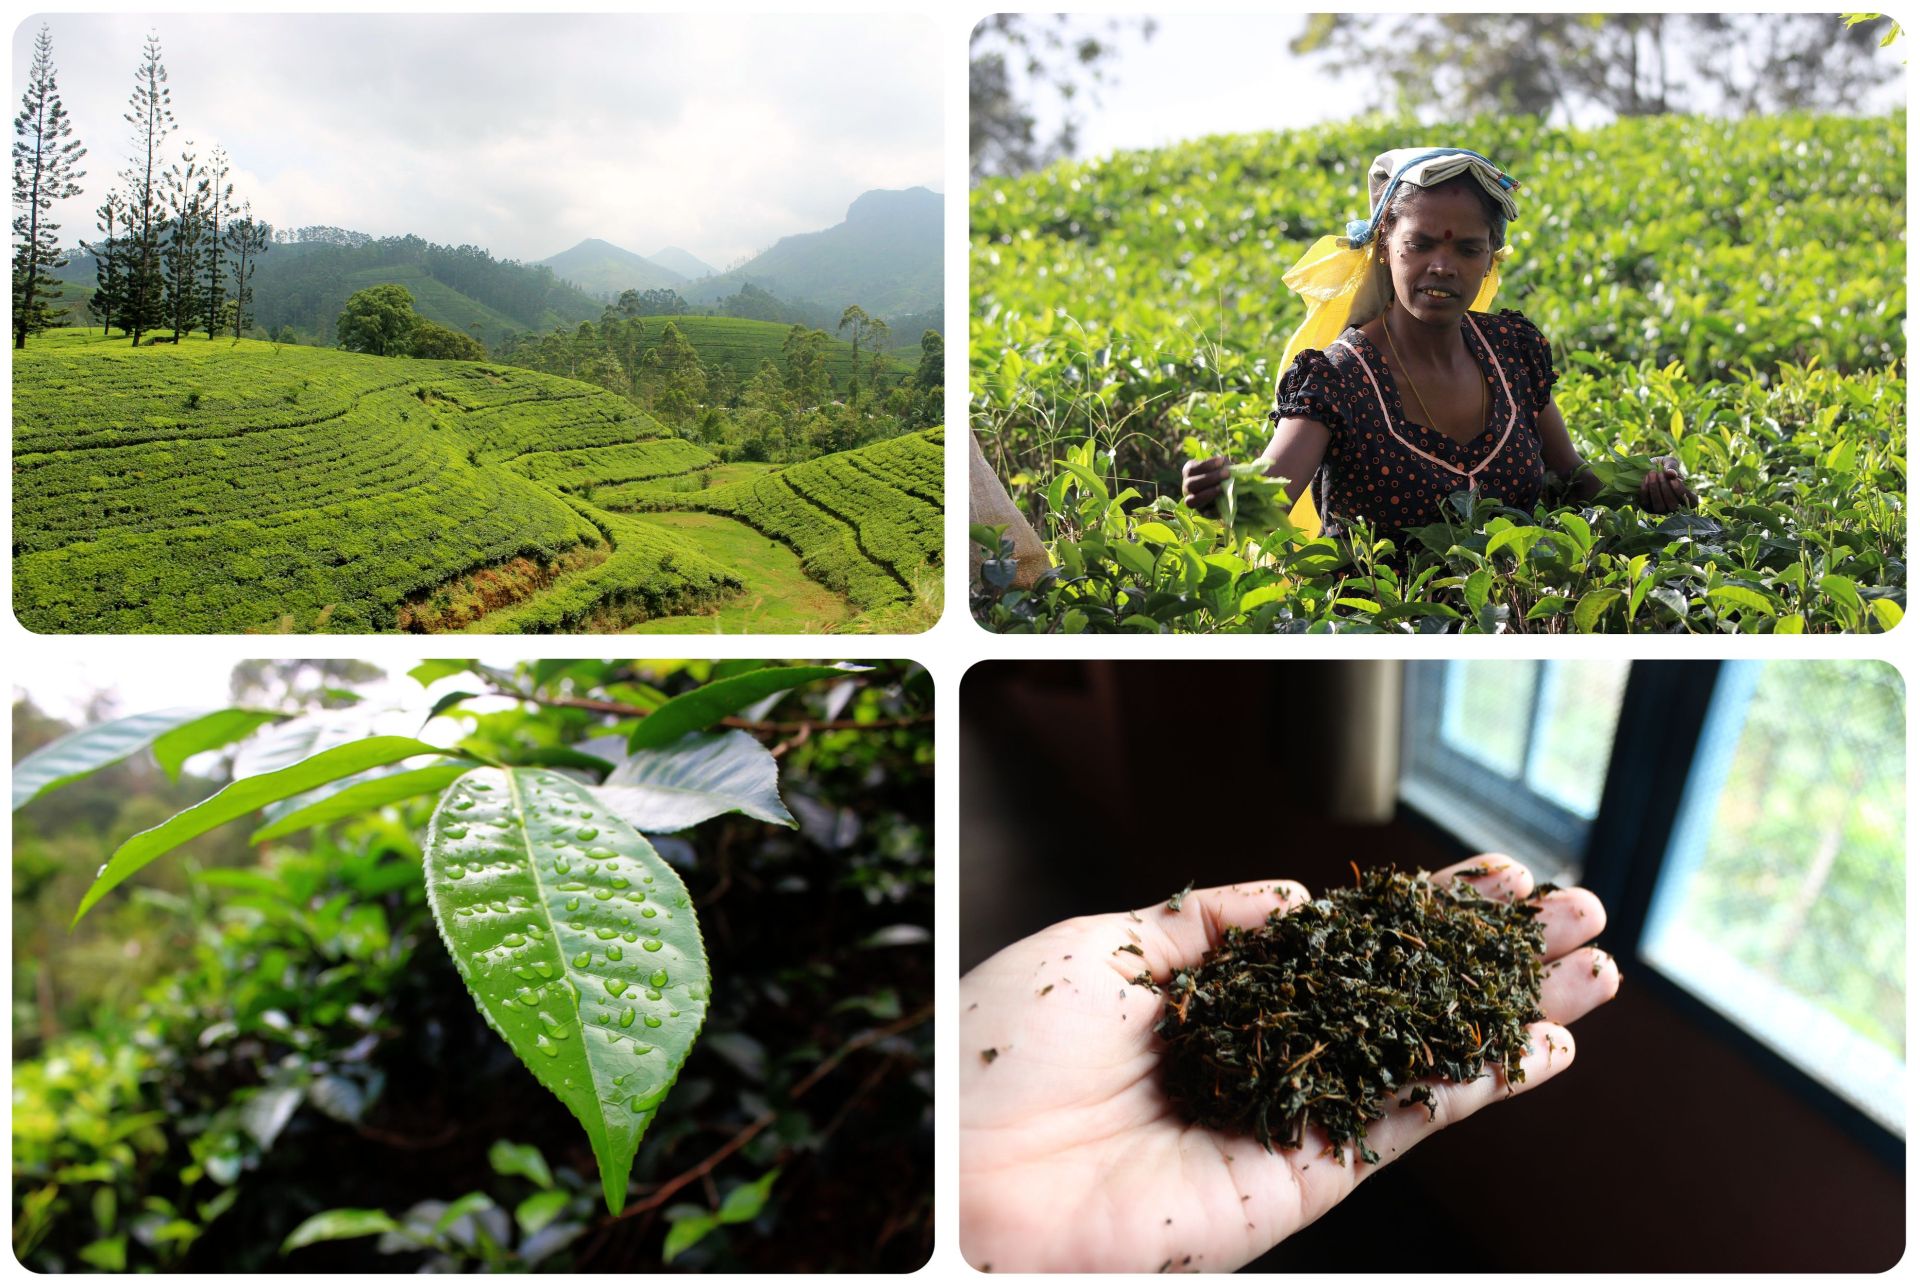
[1379,185,1495,324]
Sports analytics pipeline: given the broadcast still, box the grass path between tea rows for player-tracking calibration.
[622,512,854,633]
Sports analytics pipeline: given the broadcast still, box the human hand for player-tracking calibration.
[959,856,1619,1273]
[1638,456,1698,512]
[1181,455,1230,508]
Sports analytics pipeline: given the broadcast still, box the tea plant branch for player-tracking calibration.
[607,1001,934,1222]
[491,686,934,736]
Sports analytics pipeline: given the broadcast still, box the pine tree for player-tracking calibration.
[11,24,87,348]
[82,191,127,335]
[222,202,268,340]
[121,31,175,345]
[160,141,207,341]
[199,144,231,338]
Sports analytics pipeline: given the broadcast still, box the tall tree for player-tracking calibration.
[199,144,232,338]
[160,141,207,341]
[782,324,831,406]
[11,24,87,348]
[83,191,128,335]
[120,31,175,345]
[837,303,871,398]
[333,281,415,354]
[223,202,268,340]
[864,315,892,391]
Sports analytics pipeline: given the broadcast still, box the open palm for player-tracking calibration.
[959,856,1619,1272]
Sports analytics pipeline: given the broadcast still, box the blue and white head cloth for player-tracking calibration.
[1340,147,1521,249]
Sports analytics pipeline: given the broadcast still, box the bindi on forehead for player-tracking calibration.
[1443,229,1453,240]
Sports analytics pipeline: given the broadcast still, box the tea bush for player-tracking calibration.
[971,111,1905,633]
[11,660,933,1271]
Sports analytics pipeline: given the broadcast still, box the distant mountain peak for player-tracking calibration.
[649,246,717,280]
[845,186,941,223]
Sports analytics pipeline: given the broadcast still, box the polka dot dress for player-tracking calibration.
[1272,308,1559,534]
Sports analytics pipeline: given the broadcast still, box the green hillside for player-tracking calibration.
[632,315,898,384]
[684,188,942,317]
[15,330,944,633]
[608,428,944,612]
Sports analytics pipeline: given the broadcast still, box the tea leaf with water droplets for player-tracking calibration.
[596,730,794,832]
[425,767,710,1215]
[72,736,448,924]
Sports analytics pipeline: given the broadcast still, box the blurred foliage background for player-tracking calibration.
[12,659,933,1272]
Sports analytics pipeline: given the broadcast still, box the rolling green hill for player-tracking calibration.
[538,238,688,298]
[14,329,943,633]
[632,315,897,384]
[683,188,942,318]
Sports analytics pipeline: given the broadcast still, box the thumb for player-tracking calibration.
[1126,880,1311,981]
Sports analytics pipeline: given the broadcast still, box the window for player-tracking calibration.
[1640,661,1905,1136]
[1402,659,1631,873]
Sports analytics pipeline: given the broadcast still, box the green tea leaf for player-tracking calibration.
[1572,587,1624,631]
[425,767,710,1214]
[74,737,448,924]
[1707,584,1777,617]
[662,1208,721,1263]
[281,1209,398,1253]
[409,659,477,687]
[14,707,276,809]
[627,666,863,751]
[596,731,794,833]
[488,1139,554,1189]
[515,1190,570,1237]
[249,762,480,842]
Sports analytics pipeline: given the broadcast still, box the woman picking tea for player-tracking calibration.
[1182,148,1697,530]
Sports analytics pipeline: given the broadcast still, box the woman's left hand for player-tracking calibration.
[1638,456,1698,513]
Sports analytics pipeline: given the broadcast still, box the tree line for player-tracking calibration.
[10,25,272,348]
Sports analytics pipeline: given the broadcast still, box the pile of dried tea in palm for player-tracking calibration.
[1154,865,1550,1163]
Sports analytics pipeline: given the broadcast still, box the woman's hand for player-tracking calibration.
[1638,456,1698,513]
[1181,454,1230,508]
[959,856,1619,1273]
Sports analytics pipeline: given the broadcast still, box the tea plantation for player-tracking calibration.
[13,331,943,633]
[971,111,1905,633]
[606,428,946,613]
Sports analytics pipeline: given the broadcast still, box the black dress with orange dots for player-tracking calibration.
[1271,308,1559,535]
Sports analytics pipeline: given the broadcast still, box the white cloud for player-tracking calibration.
[13,12,943,264]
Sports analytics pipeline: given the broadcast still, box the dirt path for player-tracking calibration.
[624,511,855,633]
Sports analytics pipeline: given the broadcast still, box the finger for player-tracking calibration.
[1188,485,1220,508]
[1348,1020,1575,1172]
[1127,880,1310,979]
[1531,885,1607,960]
[1539,947,1621,1025]
[1431,853,1534,902]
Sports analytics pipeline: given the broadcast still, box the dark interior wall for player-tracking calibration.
[960,659,1905,1273]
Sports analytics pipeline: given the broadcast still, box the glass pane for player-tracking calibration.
[1525,660,1630,817]
[1439,660,1538,776]
[1643,660,1906,1134]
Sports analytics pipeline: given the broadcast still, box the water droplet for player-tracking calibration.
[606,945,623,961]
[610,877,630,890]
[575,827,598,841]
[512,966,534,981]
[622,931,639,942]
[618,1009,636,1028]
[642,939,663,953]
[641,908,657,919]
[594,889,614,901]
[604,978,629,997]
[503,933,526,949]
[534,1035,558,1058]
[565,897,580,911]
[557,882,588,893]
[644,1014,663,1028]
[649,970,668,987]
[454,798,475,811]
[442,825,468,839]
[471,783,493,792]
[572,950,592,968]
[645,988,662,1001]
[595,927,618,940]
[516,986,540,1006]
[587,846,616,859]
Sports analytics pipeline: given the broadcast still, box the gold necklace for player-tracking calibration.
[1381,300,1487,443]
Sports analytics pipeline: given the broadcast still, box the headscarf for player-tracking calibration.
[1278,147,1521,375]
[1270,147,1521,535]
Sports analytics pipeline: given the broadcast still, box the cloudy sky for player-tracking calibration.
[14,13,942,266]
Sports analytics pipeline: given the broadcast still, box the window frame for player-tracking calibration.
[1400,659,1903,1169]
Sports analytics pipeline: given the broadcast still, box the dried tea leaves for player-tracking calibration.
[1155,865,1549,1163]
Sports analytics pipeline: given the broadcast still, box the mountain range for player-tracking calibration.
[538,187,941,317]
